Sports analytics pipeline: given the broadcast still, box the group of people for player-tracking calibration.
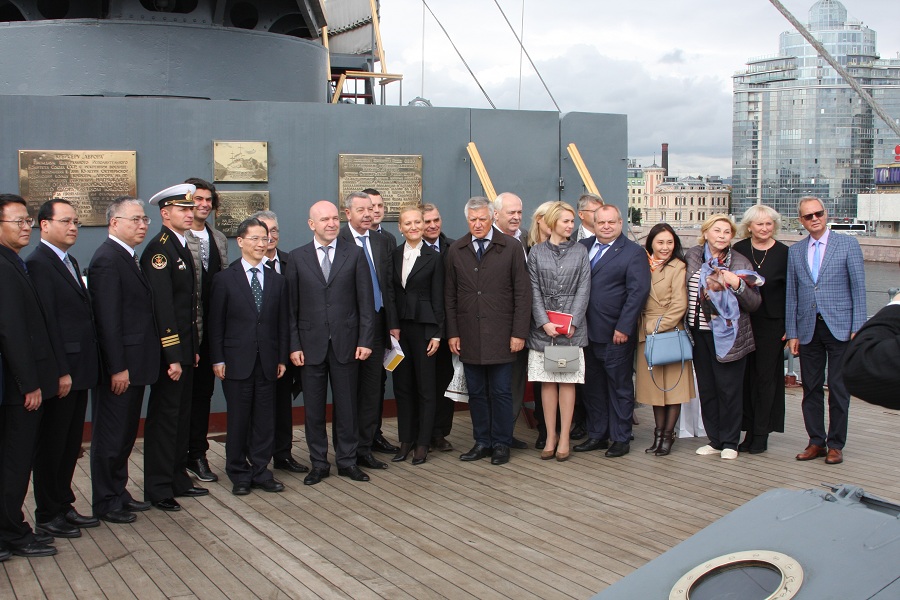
[0,183,870,562]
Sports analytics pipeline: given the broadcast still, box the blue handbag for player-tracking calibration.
[644,316,693,392]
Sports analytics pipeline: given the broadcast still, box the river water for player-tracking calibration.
[864,261,899,316]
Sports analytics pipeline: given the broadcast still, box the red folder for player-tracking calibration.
[546,311,573,335]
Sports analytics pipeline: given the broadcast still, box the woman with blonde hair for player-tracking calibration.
[733,204,788,454]
[526,201,556,249]
[684,214,761,460]
[525,201,591,461]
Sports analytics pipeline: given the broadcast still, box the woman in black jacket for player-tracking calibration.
[390,205,444,465]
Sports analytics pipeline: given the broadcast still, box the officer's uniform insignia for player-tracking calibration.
[151,254,168,269]
[160,232,169,244]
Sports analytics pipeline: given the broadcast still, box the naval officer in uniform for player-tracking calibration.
[141,183,207,511]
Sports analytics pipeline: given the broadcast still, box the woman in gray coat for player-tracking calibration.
[526,201,591,461]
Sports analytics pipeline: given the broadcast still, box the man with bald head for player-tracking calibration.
[285,201,375,485]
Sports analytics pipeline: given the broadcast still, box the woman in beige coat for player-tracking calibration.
[635,223,693,456]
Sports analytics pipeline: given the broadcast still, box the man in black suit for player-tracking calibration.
[843,289,900,411]
[89,196,159,524]
[285,200,374,485]
[422,203,456,452]
[250,209,308,474]
[27,199,100,539]
[339,192,400,470]
[575,205,650,457]
[184,178,228,484]
[0,194,61,558]
[209,218,290,495]
[141,183,206,512]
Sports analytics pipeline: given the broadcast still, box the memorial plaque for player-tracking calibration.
[18,150,137,226]
[338,154,423,220]
[213,141,268,182]
[215,191,270,237]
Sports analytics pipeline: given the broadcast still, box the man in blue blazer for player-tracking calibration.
[575,205,650,457]
[787,197,866,465]
[208,218,289,495]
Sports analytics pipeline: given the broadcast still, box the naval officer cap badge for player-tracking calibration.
[149,183,197,209]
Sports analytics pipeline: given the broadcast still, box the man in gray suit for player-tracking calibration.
[575,193,604,242]
[787,196,866,465]
[286,201,375,485]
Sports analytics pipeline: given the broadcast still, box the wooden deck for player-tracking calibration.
[4,388,900,600]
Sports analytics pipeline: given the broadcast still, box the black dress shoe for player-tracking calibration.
[431,437,454,452]
[274,456,310,473]
[65,509,100,528]
[185,456,219,482]
[510,437,528,450]
[124,500,151,512]
[569,424,588,440]
[411,446,428,465]
[10,542,57,558]
[605,441,630,458]
[535,431,547,450]
[36,515,81,539]
[0,548,9,562]
[372,434,399,453]
[357,453,388,469]
[152,498,181,512]
[459,444,491,461]
[491,445,510,465]
[33,533,55,545]
[252,478,285,493]
[303,468,330,486]
[176,486,209,498]
[573,438,609,452]
[99,509,136,524]
[392,442,413,462]
[338,465,370,481]
[232,483,251,496]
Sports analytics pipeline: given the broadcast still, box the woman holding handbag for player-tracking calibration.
[635,223,694,456]
[525,201,591,461]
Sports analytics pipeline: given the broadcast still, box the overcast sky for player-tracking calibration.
[378,0,900,178]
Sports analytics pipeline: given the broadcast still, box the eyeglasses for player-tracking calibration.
[800,210,825,222]
[0,217,35,228]
[241,236,272,244]
[113,215,151,225]
[50,218,81,227]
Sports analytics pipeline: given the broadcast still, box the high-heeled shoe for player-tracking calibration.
[540,448,556,460]
[555,449,570,462]
[411,446,428,465]
[655,431,675,456]
[646,428,662,453]
[392,442,413,462]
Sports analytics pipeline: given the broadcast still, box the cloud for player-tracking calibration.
[659,49,686,64]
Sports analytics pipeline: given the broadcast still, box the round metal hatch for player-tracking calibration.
[669,550,803,600]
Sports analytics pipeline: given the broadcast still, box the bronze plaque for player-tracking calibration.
[215,191,270,237]
[18,150,137,226]
[338,154,423,220]
[213,141,268,182]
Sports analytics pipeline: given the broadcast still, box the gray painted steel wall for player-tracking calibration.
[0,94,626,415]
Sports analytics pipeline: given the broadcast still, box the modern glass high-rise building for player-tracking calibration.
[732,0,900,222]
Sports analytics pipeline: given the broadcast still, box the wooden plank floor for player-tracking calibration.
[3,388,899,600]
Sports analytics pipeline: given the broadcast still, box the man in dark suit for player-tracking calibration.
[141,183,206,511]
[286,200,374,485]
[184,178,228,484]
[250,209,308,474]
[339,191,400,470]
[208,218,290,495]
[843,289,900,411]
[0,194,61,558]
[787,196,866,465]
[27,199,100,539]
[89,196,159,524]
[422,203,456,452]
[575,204,650,457]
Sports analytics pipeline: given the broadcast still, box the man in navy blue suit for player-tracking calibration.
[787,196,866,465]
[208,218,289,495]
[575,205,650,457]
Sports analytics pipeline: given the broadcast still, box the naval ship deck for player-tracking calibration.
[3,387,899,599]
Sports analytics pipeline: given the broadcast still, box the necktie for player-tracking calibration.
[591,243,608,268]
[17,255,28,274]
[430,242,439,253]
[249,267,263,312]
[266,258,276,272]
[200,238,209,271]
[63,254,80,283]
[811,240,821,283]
[358,236,383,311]
[320,246,331,280]
[475,238,486,261]
[133,253,141,272]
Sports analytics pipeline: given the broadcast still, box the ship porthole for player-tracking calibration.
[669,550,803,600]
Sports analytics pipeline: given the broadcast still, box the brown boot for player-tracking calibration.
[645,428,662,453]
[655,431,675,456]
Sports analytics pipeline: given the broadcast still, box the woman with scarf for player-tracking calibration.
[733,205,788,454]
[526,201,591,461]
[685,214,761,460]
[635,223,694,456]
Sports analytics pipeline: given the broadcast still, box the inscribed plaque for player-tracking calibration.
[338,154,423,220]
[18,150,137,226]
[213,141,268,182]
[215,191,270,237]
